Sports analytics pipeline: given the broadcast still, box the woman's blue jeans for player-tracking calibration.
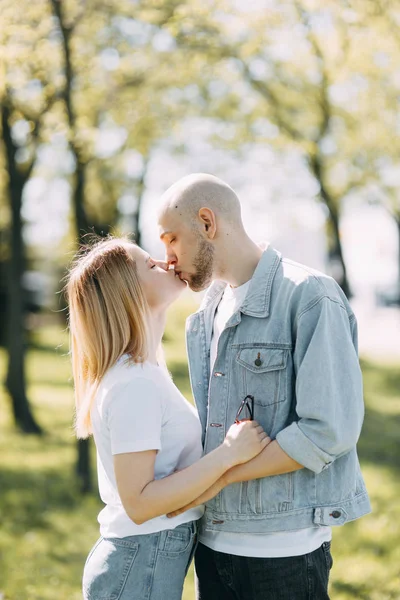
[83,520,198,600]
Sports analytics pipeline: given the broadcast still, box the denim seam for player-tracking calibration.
[144,532,160,600]
[114,546,139,600]
[204,489,370,519]
[231,342,292,349]
[297,294,348,324]
[306,551,314,600]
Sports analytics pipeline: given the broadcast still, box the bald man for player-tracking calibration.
[159,174,371,600]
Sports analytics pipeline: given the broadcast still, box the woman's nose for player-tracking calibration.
[154,259,169,271]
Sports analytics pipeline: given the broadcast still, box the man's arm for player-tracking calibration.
[224,439,303,484]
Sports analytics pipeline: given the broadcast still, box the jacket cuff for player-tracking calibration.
[276,423,335,474]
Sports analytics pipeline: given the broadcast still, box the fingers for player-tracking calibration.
[260,436,271,449]
[167,506,189,518]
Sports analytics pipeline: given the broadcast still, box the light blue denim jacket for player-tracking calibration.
[186,245,371,534]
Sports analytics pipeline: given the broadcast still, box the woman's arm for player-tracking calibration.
[166,439,302,518]
[114,420,269,525]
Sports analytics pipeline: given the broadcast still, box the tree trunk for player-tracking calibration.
[325,205,352,299]
[1,105,42,434]
[76,438,92,494]
[131,157,149,247]
[396,215,400,301]
[50,0,94,493]
[310,155,352,298]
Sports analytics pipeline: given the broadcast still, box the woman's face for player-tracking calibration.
[129,244,186,309]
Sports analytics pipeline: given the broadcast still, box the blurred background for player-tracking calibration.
[0,0,399,598]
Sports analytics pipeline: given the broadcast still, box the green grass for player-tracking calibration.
[0,300,399,599]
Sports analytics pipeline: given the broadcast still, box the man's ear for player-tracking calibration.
[198,208,216,239]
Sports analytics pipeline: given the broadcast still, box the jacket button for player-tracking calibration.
[255,358,262,366]
[331,510,341,519]
[214,372,225,377]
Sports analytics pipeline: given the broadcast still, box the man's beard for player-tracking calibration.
[188,238,214,292]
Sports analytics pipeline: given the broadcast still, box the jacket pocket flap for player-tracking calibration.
[236,348,287,373]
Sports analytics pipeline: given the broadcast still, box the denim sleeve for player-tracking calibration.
[276,296,364,474]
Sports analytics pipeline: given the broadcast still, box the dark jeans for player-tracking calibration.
[194,541,333,600]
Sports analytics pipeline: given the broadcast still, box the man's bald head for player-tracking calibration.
[159,173,242,231]
[158,174,249,291]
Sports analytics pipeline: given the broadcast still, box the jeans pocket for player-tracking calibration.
[159,522,195,557]
[82,537,139,600]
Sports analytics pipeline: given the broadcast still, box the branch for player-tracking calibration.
[236,60,306,143]
[50,0,78,131]
[293,2,331,141]
[2,88,58,180]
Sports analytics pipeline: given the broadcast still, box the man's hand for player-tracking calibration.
[166,475,227,518]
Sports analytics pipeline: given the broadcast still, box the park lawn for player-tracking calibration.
[0,299,399,600]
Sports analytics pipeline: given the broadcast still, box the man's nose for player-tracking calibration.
[165,249,177,266]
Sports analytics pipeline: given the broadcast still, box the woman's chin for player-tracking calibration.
[175,280,187,294]
[165,281,186,306]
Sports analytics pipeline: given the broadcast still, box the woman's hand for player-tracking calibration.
[166,424,271,518]
[221,420,270,468]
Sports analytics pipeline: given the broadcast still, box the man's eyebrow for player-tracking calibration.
[160,231,172,240]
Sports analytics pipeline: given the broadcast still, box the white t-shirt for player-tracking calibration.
[91,357,205,538]
[200,280,332,557]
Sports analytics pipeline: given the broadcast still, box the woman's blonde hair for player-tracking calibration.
[65,235,149,439]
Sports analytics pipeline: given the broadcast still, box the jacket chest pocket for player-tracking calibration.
[235,346,288,407]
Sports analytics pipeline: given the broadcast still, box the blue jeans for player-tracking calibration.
[83,520,198,600]
[195,541,333,600]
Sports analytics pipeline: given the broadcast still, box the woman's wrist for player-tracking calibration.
[213,444,236,472]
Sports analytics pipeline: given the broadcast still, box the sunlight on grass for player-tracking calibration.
[0,301,399,599]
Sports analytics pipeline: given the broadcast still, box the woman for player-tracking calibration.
[65,235,269,600]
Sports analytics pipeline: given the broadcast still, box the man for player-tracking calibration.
[158,173,371,600]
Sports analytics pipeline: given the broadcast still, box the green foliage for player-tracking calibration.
[0,300,399,599]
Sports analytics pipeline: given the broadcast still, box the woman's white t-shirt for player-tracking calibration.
[91,356,205,538]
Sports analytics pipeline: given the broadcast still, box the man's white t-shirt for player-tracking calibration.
[200,280,332,557]
[91,357,204,538]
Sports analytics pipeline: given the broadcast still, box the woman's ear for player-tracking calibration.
[198,208,216,239]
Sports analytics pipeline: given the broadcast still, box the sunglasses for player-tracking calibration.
[234,395,255,424]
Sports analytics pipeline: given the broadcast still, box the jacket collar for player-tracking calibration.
[198,244,282,318]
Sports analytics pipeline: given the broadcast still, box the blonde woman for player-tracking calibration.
[65,236,269,600]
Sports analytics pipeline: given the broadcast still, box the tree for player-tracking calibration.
[348,0,400,297]
[166,0,396,297]
[0,0,58,432]
[49,0,203,490]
